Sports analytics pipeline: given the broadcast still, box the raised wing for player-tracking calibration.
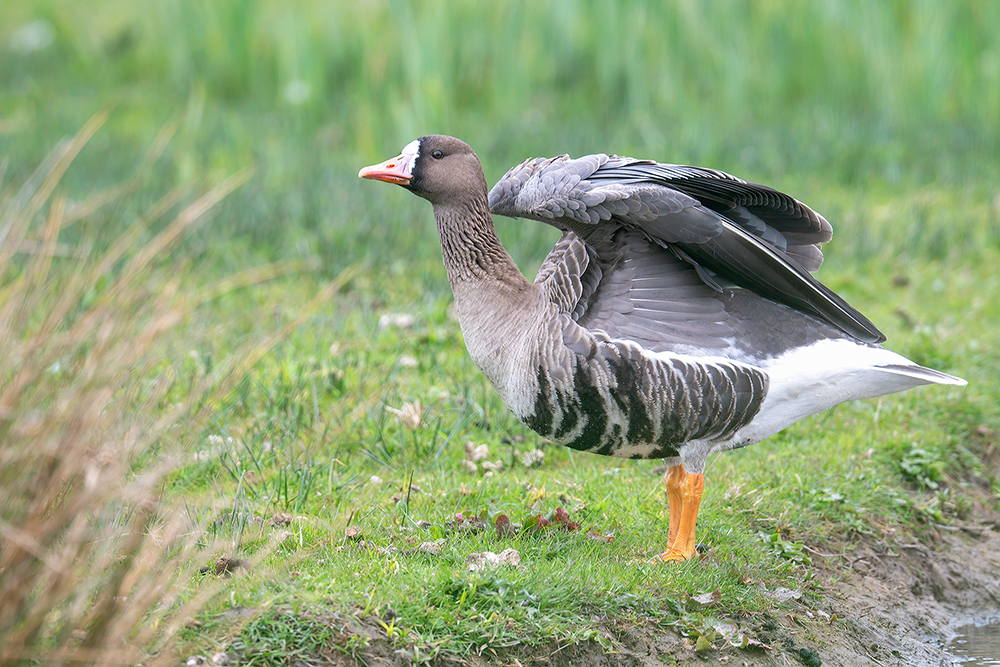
[534,229,734,351]
[588,162,831,270]
[489,154,884,344]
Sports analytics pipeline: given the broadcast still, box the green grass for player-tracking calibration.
[2,0,999,663]
[162,247,992,659]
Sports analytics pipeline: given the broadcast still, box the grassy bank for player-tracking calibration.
[1,1,999,663]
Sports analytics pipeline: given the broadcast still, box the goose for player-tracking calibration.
[359,135,965,561]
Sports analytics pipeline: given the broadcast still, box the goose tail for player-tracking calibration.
[875,364,967,387]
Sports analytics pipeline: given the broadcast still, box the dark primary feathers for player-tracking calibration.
[488,154,885,344]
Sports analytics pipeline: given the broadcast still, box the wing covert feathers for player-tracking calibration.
[489,153,885,343]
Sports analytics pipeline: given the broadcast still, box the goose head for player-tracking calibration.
[359,135,487,206]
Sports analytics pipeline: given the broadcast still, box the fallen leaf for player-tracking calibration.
[587,527,614,543]
[451,513,486,534]
[690,589,722,607]
[712,622,772,652]
[524,514,551,533]
[495,513,514,538]
[745,637,772,651]
[386,401,422,429]
[201,556,249,577]
[761,587,801,602]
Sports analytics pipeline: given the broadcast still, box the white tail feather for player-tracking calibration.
[875,364,967,386]
[732,339,965,445]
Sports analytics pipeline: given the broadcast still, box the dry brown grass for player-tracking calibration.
[0,114,335,666]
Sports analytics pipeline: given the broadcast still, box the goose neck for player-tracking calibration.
[433,198,525,286]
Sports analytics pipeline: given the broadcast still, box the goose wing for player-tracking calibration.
[490,154,884,343]
[533,229,733,351]
[531,230,768,452]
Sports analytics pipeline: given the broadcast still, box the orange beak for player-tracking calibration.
[358,155,413,186]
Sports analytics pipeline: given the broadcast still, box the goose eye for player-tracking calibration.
[431,150,444,159]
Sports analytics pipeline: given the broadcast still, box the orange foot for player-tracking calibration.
[654,464,704,562]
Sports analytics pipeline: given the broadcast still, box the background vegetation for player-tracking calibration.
[1,0,997,664]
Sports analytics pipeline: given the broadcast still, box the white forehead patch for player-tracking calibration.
[394,138,421,176]
[401,139,420,157]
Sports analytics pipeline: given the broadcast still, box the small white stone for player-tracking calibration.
[498,548,521,567]
[464,441,490,463]
[417,539,445,555]
[481,460,504,472]
[465,548,521,571]
[519,449,545,467]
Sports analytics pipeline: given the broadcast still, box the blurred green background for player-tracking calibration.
[3,3,997,660]
[2,0,998,282]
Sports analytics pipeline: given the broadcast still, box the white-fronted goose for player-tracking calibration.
[359,135,965,561]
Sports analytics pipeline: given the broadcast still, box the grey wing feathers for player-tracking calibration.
[536,230,733,350]
[591,162,832,242]
[578,234,734,350]
[591,162,833,273]
[534,231,598,317]
[490,155,721,240]
[672,222,883,343]
[489,153,885,344]
[490,155,607,224]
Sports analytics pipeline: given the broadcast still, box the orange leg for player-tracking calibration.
[663,464,685,549]
[656,464,705,562]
